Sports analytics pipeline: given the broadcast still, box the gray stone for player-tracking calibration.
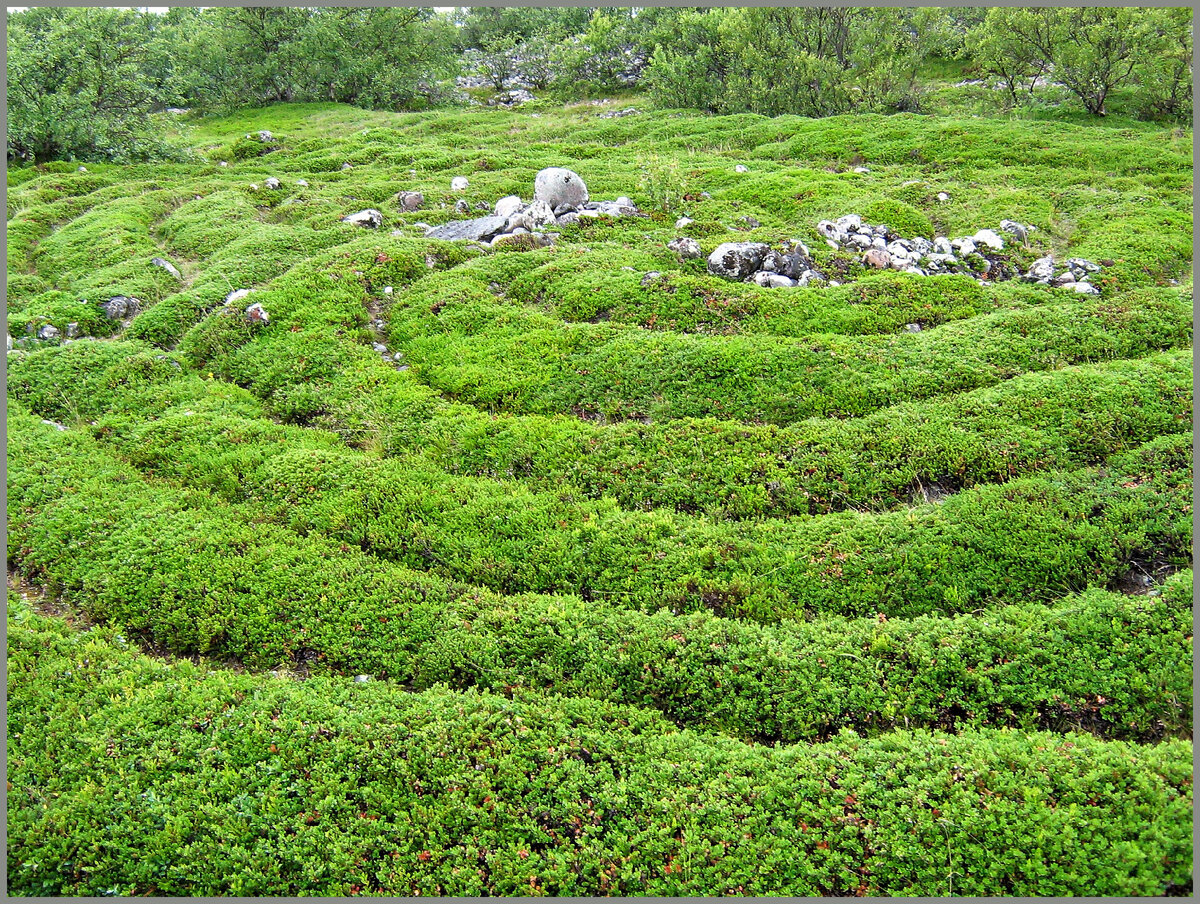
[863,249,891,269]
[151,257,182,280]
[852,166,870,174]
[343,209,383,229]
[708,242,770,280]
[933,237,953,256]
[104,295,140,319]
[265,177,281,190]
[999,220,1028,245]
[1051,272,1076,287]
[936,192,950,202]
[37,324,61,340]
[373,343,388,354]
[674,217,694,229]
[667,236,702,259]
[245,302,270,324]
[1025,256,1055,282]
[972,229,1004,250]
[734,164,748,173]
[455,199,470,214]
[905,323,923,333]
[759,250,789,274]
[77,166,87,174]
[426,216,509,242]
[1072,281,1100,295]
[296,179,308,188]
[526,199,556,227]
[451,176,469,191]
[533,167,588,209]
[1065,257,1100,273]
[341,163,352,171]
[494,196,523,219]
[737,216,761,230]
[640,271,662,287]
[836,214,862,232]
[225,288,252,305]
[754,272,797,288]
[950,237,977,257]
[397,191,424,211]
[254,130,274,142]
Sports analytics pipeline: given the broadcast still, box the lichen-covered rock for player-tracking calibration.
[533,167,588,209]
[104,296,140,319]
[707,242,770,280]
[451,176,469,191]
[37,324,61,340]
[667,237,702,259]
[265,177,281,190]
[245,302,270,324]
[1025,256,1056,282]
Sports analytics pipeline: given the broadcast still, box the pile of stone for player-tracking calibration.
[423,167,644,246]
[818,214,1023,281]
[815,215,1101,290]
[705,241,827,289]
[1021,255,1103,294]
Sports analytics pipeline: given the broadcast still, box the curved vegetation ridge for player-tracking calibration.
[6,103,1194,896]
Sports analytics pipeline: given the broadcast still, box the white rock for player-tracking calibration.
[836,214,862,232]
[936,192,950,202]
[265,177,281,190]
[674,217,694,229]
[852,166,870,174]
[494,195,523,218]
[296,179,308,188]
[343,209,383,228]
[77,166,87,173]
[933,237,953,255]
[224,288,252,305]
[383,286,394,295]
[341,163,352,171]
[973,229,1004,250]
[451,176,469,191]
[734,164,748,173]
[245,302,269,324]
[533,167,588,208]
[248,183,259,191]
[219,161,228,167]
[825,239,840,250]
[1073,281,1100,295]
[754,271,796,288]
[526,199,556,227]
[666,237,702,259]
[951,237,977,257]
[1026,256,1055,282]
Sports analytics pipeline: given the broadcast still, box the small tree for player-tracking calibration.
[478,33,519,91]
[1133,7,1193,121]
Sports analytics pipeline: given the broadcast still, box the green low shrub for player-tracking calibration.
[7,600,1193,896]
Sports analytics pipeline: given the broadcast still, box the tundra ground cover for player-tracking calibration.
[6,102,1193,896]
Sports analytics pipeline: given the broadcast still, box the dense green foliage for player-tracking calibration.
[5,97,1193,896]
[7,7,1192,163]
[8,597,1193,896]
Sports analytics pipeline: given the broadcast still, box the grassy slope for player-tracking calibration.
[6,100,1194,896]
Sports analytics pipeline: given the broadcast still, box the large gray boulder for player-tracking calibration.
[533,167,588,209]
[426,216,509,242]
[707,242,770,280]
